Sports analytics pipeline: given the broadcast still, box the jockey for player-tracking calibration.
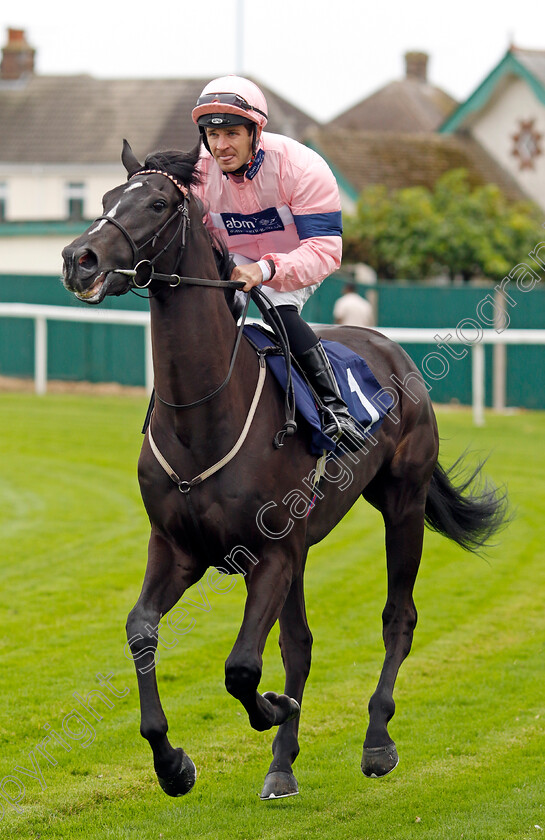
[192,75,366,449]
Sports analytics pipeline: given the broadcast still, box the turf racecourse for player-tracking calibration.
[1,393,544,840]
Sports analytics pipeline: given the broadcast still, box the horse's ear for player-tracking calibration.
[122,140,142,178]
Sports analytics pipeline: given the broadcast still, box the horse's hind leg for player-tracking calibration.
[126,530,202,796]
[361,477,429,778]
[260,567,312,800]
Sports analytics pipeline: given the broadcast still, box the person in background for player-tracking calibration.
[191,75,366,448]
[333,282,374,327]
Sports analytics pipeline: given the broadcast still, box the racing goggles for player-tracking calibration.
[196,92,267,119]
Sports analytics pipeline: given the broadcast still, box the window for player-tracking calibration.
[66,182,86,221]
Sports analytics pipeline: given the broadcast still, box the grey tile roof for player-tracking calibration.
[328,79,458,133]
[307,128,529,203]
[0,74,317,163]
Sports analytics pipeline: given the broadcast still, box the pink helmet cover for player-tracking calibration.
[192,75,268,128]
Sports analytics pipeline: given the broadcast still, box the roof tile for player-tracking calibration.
[329,78,457,133]
[0,75,316,163]
[307,128,528,202]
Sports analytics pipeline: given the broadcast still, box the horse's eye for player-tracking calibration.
[152,200,167,213]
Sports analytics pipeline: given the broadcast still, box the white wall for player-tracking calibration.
[0,235,71,274]
[470,76,545,210]
[0,163,127,274]
[0,164,124,221]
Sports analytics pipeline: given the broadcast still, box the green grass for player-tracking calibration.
[1,394,544,839]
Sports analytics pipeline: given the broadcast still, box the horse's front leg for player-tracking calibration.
[126,529,202,797]
[260,564,312,800]
[224,548,301,733]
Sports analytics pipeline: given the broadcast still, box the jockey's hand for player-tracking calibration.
[230,263,265,292]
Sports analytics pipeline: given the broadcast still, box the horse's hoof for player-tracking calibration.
[262,692,301,724]
[259,770,299,800]
[361,743,399,778]
[156,749,197,797]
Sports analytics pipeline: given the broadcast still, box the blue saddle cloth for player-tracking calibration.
[243,325,393,454]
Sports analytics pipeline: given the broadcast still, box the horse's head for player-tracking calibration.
[62,141,201,304]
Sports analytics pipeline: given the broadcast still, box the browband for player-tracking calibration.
[130,169,189,197]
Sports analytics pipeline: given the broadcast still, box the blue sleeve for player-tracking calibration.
[293,211,343,240]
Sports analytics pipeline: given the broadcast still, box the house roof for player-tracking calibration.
[513,46,545,88]
[440,46,545,133]
[328,52,457,134]
[0,74,317,164]
[329,78,457,134]
[306,128,529,203]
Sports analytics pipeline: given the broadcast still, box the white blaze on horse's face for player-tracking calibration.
[88,200,121,236]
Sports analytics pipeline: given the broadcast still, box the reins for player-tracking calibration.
[148,353,267,495]
[97,165,297,486]
[96,167,246,295]
[155,290,252,410]
[95,169,253,411]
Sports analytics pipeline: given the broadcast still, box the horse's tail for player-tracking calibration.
[424,454,510,553]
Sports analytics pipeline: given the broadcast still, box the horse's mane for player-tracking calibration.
[143,144,202,189]
[143,144,233,283]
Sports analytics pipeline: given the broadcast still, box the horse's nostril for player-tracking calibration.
[75,248,98,274]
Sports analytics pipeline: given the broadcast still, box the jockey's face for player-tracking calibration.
[205,125,254,173]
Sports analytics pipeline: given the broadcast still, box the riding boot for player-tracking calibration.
[295,341,367,451]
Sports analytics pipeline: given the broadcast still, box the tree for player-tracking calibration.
[343,169,543,282]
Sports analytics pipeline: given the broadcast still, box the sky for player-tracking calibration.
[1,0,544,122]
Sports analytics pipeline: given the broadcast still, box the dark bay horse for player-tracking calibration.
[61,141,507,800]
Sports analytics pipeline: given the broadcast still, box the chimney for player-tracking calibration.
[404,51,428,83]
[1,28,36,81]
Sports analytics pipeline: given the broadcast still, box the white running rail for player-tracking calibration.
[2,303,545,426]
[0,302,152,395]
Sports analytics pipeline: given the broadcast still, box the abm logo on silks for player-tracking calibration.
[221,207,285,236]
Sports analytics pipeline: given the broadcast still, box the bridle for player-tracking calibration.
[92,166,296,443]
[94,168,246,294]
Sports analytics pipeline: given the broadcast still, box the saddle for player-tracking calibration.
[142,289,392,454]
[242,323,393,455]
